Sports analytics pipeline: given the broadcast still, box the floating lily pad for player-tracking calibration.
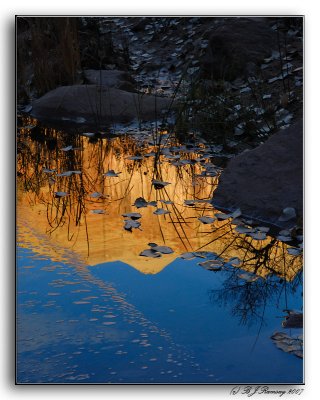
[193,251,218,259]
[277,235,292,242]
[104,170,119,177]
[122,212,142,220]
[124,219,141,232]
[184,200,195,206]
[134,197,148,208]
[278,207,297,222]
[61,145,73,152]
[126,156,144,160]
[89,192,104,199]
[148,201,158,207]
[215,212,230,220]
[43,168,56,173]
[287,247,302,256]
[180,252,195,260]
[198,260,223,271]
[231,208,242,218]
[57,170,81,177]
[279,229,291,236]
[153,208,171,215]
[139,249,161,258]
[160,200,173,205]
[54,191,68,198]
[57,171,73,177]
[256,226,270,233]
[249,231,267,241]
[238,272,259,282]
[152,179,171,189]
[152,245,174,254]
[235,225,254,234]
[198,216,215,224]
[91,209,105,214]
[229,257,241,266]
[271,331,303,358]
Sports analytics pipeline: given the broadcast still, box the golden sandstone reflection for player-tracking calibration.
[17,124,302,279]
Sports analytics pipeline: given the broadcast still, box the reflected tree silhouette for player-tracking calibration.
[208,251,302,327]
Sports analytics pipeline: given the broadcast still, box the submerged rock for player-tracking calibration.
[212,120,303,229]
[31,85,173,126]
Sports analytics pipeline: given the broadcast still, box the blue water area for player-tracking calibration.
[17,247,303,384]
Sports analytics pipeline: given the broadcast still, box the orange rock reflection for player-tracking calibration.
[17,123,302,279]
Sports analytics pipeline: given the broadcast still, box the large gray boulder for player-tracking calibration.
[201,18,278,81]
[83,69,136,92]
[31,85,172,126]
[212,120,303,228]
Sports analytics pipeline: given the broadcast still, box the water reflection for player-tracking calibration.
[17,118,302,279]
[17,118,303,383]
[209,266,302,327]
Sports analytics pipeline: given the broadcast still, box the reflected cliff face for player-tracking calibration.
[17,118,302,279]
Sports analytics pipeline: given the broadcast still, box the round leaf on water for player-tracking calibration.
[139,249,161,258]
[122,212,142,220]
[43,168,56,173]
[231,208,242,218]
[198,260,223,271]
[153,208,171,215]
[198,216,215,224]
[184,200,195,206]
[249,231,267,241]
[180,252,195,260]
[192,251,218,259]
[89,192,104,199]
[271,332,290,341]
[256,226,270,233]
[152,245,174,254]
[57,171,81,177]
[235,225,254,234]
[229,257,241,266]
[287,247,301,256]
[279,229,291,236]
[215,212,230,220]
[278,207,297,221]
[152,179,171,189]
[104,170,119,177]
[160,200,173,205]
[133,197,148,208]
[54,191,68,198]
[277,235,292,242]
[61,145,73,152]
[91,209,106,214]
[126,156,144,160]
[238,273,259,282]
[124,219,141,231]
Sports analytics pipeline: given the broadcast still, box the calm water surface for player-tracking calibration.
[17,246,302,383]
[17,120,303,383]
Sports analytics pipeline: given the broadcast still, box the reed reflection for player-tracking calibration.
[17,118,303,280]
